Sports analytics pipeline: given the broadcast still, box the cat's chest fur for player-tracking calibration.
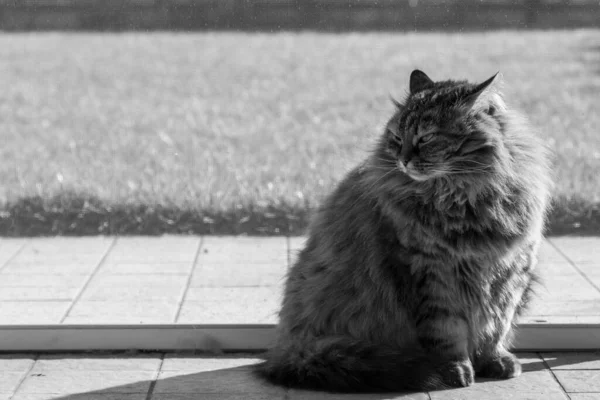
[398,210,535,345]
[386,180,537,348]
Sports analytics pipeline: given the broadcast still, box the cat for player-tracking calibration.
[256,70,552,392]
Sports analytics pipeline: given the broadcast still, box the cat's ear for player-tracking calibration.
[471,72,501,97]
[464,72,505,114]
[409,70,434,94]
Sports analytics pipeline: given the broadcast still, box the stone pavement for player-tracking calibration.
[0,236,598,325]
[0,351,599,399]
[0,235,599,399]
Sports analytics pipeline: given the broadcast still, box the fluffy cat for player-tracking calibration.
[256,70,552,392]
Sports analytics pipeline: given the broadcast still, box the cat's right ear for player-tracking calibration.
[409,70,434,94]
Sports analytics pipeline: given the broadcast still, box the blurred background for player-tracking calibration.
[0,0,599,31]
[0,1,598,237]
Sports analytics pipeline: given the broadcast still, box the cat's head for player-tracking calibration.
[384,70,507,182]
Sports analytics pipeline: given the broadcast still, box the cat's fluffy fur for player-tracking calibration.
[256,70,553,392]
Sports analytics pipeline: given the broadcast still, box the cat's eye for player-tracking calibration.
[387,128,403,145]
[420,133,434,144]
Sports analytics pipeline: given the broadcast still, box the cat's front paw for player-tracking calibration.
[477,352,522,379]
[437,359,475,388]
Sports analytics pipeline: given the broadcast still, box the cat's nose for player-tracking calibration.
[400,158,410,167]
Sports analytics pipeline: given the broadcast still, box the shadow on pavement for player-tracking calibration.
[21,352,600,400]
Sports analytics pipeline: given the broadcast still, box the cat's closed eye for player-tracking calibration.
[387,127,403,144]
[419,133,434,144]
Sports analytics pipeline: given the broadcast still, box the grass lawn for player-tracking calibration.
[0,30,599,236]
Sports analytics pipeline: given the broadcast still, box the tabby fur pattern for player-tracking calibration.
[256,70,553,392]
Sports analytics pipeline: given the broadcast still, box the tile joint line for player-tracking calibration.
[145,353,165,400]
[546,238,600,294]
[538,352,572,400]
[0,239,29,273]
[58,237,119,323]
[9,353,39,399]
[173,236,204,323]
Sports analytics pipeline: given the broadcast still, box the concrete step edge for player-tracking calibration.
[0,323,598,352]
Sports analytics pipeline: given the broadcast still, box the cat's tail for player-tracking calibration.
[255,336,450,392]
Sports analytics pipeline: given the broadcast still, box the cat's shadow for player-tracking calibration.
[34,352,600,400]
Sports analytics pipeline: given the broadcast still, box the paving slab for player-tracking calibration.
[200,237,287,265]
[34,354,162,371]
[541,352,600,370]
[14,237,114,254]
[104,251,197,264]
[1,261,100,275]
[550,237,600,264]
[13,395,147,400]
[4,352,597,400]
[100,262,192,275]
[552,370,600,393]
[155,369,285,396]
[0,274,89,288]
[0,286,77,301]
[0,235,598,332]
[77,285,183,302]
[525,299,600,317]
[11,353,160,400]
[63,300,180,324]
[541,352,600,396]
[576,264,600,290]
[0,355,36,371]
[0,239,28,270]
[0,355,34,396]
[177,287,281,324]
[153,357,284,396]
[538,240,570,264]
[152,395,284,400]
[104,236,199,264]
[15,370,155,396]
[288,391,429,399]
[161,355,263,372]
[576,263,600,278]
[430,355,567,400]
[0,301,71,324]
[0,374,27,397]
[109,236,199,250]
[534,273,600,300]
[8,253,104,265]
[82,274,189,293]
[190,262,287,287]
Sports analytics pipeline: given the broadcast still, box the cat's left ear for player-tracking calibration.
[464,72,506,114]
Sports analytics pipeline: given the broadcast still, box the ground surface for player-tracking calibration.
[0,236,599,398]
[0,352,599,399]
[0,236,598,324]
[0,30,599,236]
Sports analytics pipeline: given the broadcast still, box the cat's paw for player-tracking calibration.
[436,359,475,388]
[477,352,522,379]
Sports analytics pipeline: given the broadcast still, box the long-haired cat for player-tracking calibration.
[256,70,552,392]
